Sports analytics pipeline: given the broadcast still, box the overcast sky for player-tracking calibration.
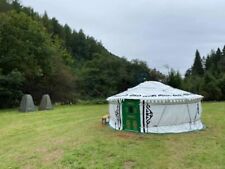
[22,0,225,74]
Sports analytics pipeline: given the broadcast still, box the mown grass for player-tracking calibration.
[0,102,224,169]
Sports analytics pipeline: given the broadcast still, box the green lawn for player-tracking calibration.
[0,102,224,169]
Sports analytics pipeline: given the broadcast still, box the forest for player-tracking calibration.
[0,0,224,108]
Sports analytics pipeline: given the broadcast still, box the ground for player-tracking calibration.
[0,102,224,169]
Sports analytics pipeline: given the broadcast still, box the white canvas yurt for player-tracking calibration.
[106,81,204,133]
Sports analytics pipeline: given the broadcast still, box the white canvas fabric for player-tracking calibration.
[140,102,203,133]
[109,101,123,130]
[107,81,204,133]
[107,81,203,103]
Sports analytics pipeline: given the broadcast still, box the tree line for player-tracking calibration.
[167,49,225,101]
[183,48,225,100]
[0,0,164,108]
[0,0,224,108]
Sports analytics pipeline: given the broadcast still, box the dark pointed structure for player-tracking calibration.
[19,94,36,112]
[39,94,53,110]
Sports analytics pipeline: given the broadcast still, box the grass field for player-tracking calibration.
[0,102,224,169]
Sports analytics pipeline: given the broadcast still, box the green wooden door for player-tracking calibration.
[122,99,140,132]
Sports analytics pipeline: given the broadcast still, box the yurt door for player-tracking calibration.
[122,99,140,132]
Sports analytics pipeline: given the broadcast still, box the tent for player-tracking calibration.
[19,94,36,112]
[39,94,53,110]
[106,81,204,133]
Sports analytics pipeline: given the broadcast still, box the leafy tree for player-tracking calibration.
[218,74,225,100]
[0,0,12,12]
[149,68,166,82]
[166,69,182,89]
[185,68,192,78]
[0,69,24,108]
[11,0,21,11]
[0,11,75,106]
[202,73,222,100]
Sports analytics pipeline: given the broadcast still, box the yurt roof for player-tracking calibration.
[107,81,203,103]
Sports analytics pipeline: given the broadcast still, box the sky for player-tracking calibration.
[22,0,225,74]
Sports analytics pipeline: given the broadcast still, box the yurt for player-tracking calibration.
[106,81,204,133]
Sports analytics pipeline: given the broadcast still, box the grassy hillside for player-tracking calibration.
[0,102,224,169]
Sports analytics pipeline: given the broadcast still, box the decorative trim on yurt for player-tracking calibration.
[113,100,122,130]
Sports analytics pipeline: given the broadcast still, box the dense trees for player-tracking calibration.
[0,7,75,107]
[0,0,164,107]
[183,47,225,101]
[0,0,224,108]
[78,56,154,99]
[166,69,182,89]
[0,70,24,107]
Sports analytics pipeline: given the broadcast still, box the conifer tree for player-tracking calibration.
[192,50,204,75]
